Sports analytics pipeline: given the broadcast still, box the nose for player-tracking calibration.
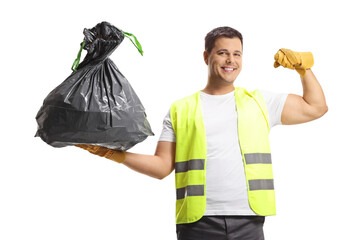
[226,54,235,64]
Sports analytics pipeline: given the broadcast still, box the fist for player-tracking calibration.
[274,48,314,76]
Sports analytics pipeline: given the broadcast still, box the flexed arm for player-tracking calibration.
[274,49,328,125]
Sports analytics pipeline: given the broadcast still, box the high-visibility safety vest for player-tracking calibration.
[170,87,276,224]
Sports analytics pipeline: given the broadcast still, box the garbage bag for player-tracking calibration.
[35,21,154,151]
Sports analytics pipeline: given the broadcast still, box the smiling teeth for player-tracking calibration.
[224,68,234,71]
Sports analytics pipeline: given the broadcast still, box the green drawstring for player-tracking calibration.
[71,30,143,72]
[121,30,144,56]
[71,39,86,72]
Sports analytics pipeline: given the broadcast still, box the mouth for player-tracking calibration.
[221,67,237,72]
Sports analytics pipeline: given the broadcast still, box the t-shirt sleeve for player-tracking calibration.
[158,109,176,142]
[259,90,288,129]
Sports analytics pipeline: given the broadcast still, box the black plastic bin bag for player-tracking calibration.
[35,21,154,151]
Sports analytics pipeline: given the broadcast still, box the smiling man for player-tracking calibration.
[78,26,328,240]
[203,36,243,93]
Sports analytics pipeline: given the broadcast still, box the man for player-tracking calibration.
[77,26,328,240]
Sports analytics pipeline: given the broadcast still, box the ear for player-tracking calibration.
[203,50,209,65]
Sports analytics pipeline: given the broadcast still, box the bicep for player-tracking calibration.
[155,141,176,176]
[281,94,321,125]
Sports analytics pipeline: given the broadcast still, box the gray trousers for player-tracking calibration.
[176,216,265,240]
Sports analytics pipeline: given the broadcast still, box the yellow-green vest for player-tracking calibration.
[170,87,276,224]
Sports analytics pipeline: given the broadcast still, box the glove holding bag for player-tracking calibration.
[76,144,126,163]
[273,48,314,77]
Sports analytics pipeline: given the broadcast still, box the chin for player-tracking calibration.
[221,74,239,84]
[223,78,236,84]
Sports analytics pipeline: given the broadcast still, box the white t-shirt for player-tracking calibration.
[159,90,288,216]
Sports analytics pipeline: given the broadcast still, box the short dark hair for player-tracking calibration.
[205,26,243,53]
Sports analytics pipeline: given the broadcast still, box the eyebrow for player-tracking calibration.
[216,49,243,54]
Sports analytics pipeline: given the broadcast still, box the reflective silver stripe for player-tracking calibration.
[175,159,205,173]
[245,153,272,164]
[176,185,205,200]
[248,179,274,191]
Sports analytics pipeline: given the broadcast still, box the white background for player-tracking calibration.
[1,0,359,239]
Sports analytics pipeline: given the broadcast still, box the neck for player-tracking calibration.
[202,81,235,95]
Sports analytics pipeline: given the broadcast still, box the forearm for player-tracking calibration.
[77,142,175,179]
[300,69,328,116]
[122,152,170,180]
[121,141,175,180]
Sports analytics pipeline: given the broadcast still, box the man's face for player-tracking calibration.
[204,37,243,85]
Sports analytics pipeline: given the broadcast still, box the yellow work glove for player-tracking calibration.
[76,144,126,163]
[274,48,314,77]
